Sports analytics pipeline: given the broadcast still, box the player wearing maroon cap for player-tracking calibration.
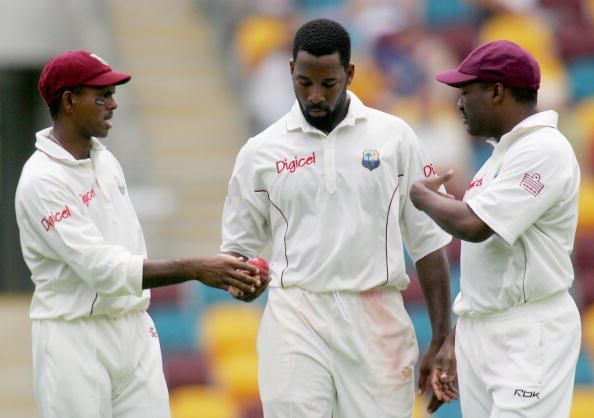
[15,50,262,418]
[410,40,581,417]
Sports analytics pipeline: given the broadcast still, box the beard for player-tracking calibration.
[299,88,348,134]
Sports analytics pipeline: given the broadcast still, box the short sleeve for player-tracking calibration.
[398,124,452,261]
[467,138,571,246]
[220,139,270,257]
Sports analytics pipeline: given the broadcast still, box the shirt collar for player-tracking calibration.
[35,127,106,165]
[285,91,369,135]
[493,110,559,152]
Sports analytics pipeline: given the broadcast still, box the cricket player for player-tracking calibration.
[410,40,581,417]
[15,50,261,418]
[221,19,453,417]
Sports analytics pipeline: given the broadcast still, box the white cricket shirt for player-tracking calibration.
[454,111,580,316]
[221,92,451,292]
[15,128,149,320]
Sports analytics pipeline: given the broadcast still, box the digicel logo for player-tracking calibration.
[467,178,483,190]
[276,152,316,174]
[41,205,71,232]
[80,186,96,207]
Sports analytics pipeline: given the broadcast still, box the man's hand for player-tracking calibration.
[231,274,271,302]
[230,259,271,302]
[224,254,272,302]
[429,331,458,411]
[410,169,456,209]
[193,254,261,298]
[417,339,448,414]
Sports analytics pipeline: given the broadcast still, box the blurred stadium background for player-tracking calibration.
[1,0,594,417]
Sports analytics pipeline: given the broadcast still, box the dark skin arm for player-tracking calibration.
[222,251,272,302]
[415,246,452,413]
[410,170,494,242]
[142,254,261,298]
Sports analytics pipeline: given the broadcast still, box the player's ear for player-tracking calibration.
[62,91,76,113]
[346,63,354,86]
[492,83,504,103]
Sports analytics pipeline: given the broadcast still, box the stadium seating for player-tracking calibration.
[567,58,594,102]
[575,350,594,386]
[169,385,239,418]
[200,302,263,363]
[423,0,478,26]
[213,352,260,408]
[163,351,212,390]
[233,15,288,73]
[570,387,594,418]
[150,284,183,308]
[241,401,264,418]
[583,304,594,357]
[149,305,199,352]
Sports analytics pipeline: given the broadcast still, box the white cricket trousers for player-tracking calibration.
[32,311,170,418]
[257,286,419,418]
[456,291,581,418]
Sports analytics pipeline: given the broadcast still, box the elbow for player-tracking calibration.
[458,223,493,243]
[456,205,493,242]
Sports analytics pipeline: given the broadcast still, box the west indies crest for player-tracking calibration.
[362,149,380,171]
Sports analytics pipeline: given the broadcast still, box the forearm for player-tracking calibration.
[449,323,456,343]
[410,183,492,242]
[143,254,261,295]
[142,259,195,289]
[415,247,452,343]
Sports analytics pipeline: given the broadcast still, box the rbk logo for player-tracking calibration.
[514,389,540,399]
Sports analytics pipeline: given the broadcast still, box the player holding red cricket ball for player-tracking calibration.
[247,257,269,278]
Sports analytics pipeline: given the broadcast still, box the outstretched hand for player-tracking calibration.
[226,255,272,302]
[422,169,456,196]
[194,254,261,298]
[428,169,455,195]
[410,169,456,210]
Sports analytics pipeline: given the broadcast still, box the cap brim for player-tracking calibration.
[435,69,479,87]
[84,70,131,88]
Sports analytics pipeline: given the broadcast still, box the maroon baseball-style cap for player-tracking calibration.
[39,50,131,105]
[435,40,540,90]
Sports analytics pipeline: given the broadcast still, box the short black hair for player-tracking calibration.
[477,82,537,106]
[507,87,538,105]
[292,19,351,70]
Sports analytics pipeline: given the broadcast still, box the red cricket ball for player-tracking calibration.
[247,257,269,275]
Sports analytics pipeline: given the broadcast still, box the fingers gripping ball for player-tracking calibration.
[247,257,269,279]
